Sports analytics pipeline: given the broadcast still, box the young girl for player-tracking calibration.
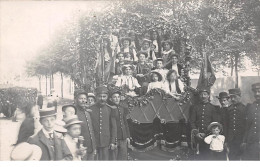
[204,122,226,160]
[146,71,164,93]
[150,30,161,58]
[161,40,176,66]
[119,37,138,62]
[163,70,184,100]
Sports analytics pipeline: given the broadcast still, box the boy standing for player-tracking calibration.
[27,107,72,161]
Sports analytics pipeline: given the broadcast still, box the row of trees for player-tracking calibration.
[26,0,260,95]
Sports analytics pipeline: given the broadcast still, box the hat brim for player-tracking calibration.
[54,126,67,133]
[216,96,230,99]
[207,122,223,132]
[150,71,163,82]
[65,121,83,128]
[40,113,57,118]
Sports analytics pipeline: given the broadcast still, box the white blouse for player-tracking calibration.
[154,68,169,82]
[115,75,141,96]
[163,79,184,95]
[147,81,164,93]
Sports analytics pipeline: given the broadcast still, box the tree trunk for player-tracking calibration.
[230,55,234,76]
[51,73,54,89]
[234,52,239,88]
[45,75,48,96]
[61,72,63,98]
[38,76,41,91]
[49,75,52,94]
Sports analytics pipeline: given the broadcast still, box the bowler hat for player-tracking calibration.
[64,115,83,128]
[11,142,42,161]
[216,92,229,99]
[252,82,260,91]
[39,107,56,118]
[95,86,109,95]
[228,88,241,96]
[207,122,223,133]
[54,120,67,133]
[136,51,148,58]
[150,71,163,82]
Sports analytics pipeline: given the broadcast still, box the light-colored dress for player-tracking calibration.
[154,68,169,82]
[147,81,164,93]
[115,75,141,97]
[204,135,225,152]
[163,79,184,95]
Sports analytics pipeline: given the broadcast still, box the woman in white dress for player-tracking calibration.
[163,70,184,100]
[115,64,141,97]
[146,71,164,93]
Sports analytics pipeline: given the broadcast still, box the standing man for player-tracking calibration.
[190,88,220,160]
[110,90,130,160]
[216,92,230,136]
[226,88,246,160]
[241,83,260,160]
[37,91,43,109]
[89,86,117,160]
[75,90,96,160]
[27,107,72,161]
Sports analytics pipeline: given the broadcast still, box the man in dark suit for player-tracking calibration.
[110,90,130,160]
[226,88,246,160]
[74,90,96,160]
[27,108,72,161]
[89,86,117,160]
[241,83,260,160]
[37,92,43,109]
[164,54,183,77]
[190,88,221,160]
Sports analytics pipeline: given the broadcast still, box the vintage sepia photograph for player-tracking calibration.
[0,0,260,162]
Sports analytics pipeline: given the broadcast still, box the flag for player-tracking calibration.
[197,53,216,90]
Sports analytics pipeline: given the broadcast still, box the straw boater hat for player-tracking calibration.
[228,88,241,96]
[142,38,152,45]
[136,51,148,58]
[150,71,163,82]
[120,37,131,44]
[64,115,83,128]
[216,92,230,99]
[11,142,42,161]
[54,120,67,133]
[207,122,223,133]
[252,82,260,91]
[39,107,56,118]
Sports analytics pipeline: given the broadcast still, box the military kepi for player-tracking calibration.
[228,88,241,96]
[95,85,109,94]
[39,107,56,118]
[252,82,260,91]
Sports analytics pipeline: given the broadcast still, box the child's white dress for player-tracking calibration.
[204,134,225,152]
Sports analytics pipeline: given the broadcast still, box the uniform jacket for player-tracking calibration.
[27,130,72,161]
[113,105,130,140]
[243,101,260,144]
[219,107,229,138]
[76,105,96,153]
[190,102,220,134]
[225,102,246,143]
[89,103,117,147]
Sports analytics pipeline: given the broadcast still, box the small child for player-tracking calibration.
[64,115,87,161]
[146,71,164,93]
[204,122,226,160]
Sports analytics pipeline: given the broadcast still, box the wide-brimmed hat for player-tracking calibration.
[136,51,148,58]
[150,71,163,82]
[39,107,56,118]
[120,37,131,44]
[228,88,241,96]
[216,92,230,99]
[54,120,67,133]
[11,142,42,161]
[252,82,260,91]
[207,122,223,132]
[95,85,109,95]
[64,115,83,128]
[142,38,152,45]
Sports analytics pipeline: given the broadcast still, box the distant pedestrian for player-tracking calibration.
[37,92,43,109]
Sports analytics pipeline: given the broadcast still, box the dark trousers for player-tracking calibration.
[243,142,260,160]
[209,150,226,161]
[97,147,109,160]
[197,142,210,160]
[82,151,95,160]
[116,139,128,160]
[228,141,243,160]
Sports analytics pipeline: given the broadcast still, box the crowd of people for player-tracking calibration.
[9,81,260,161]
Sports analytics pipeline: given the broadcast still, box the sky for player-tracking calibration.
[0,1,107,84]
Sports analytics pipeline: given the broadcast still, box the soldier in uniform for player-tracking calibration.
[89,86,117,160]
[225,88,246,160]
[110,90,130,160]
[74,90,96,160]
[241,83,260,160]
[190,88,220,160]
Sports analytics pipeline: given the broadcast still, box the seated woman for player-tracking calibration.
[146,71,164,93]
[161,40,176,66]
[163,70,185,100]
[119,37,138,62]
[115,64,141,97]
[135,51,152,86]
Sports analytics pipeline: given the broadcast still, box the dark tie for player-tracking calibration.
[169,83,172,92]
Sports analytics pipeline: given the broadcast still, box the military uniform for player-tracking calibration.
[76,105,96,160]
[190,102,220,160]
[89,103,117,160]
[113,104,130,160]
[226,102,246,160]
